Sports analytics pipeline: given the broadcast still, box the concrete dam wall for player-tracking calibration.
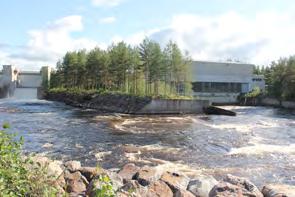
[133,99,210,114]
[46,91,210,114]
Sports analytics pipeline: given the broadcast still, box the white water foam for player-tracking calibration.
[228,143,295,155]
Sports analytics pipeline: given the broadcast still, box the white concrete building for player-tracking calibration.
[191,61,265,104]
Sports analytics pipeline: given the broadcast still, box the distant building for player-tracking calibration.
[191,61,265,104]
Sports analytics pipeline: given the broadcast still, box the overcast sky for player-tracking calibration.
[1,0,295,70]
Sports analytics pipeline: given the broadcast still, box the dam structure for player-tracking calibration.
[0,65,51,99]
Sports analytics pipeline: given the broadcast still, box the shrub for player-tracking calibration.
[92,175,116,197]
[0,124,58,197]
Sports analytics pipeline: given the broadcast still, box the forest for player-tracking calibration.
[254,55,295,101]
[50,39,192,98]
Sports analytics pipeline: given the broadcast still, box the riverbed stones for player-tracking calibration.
[120,180,148,196]
[174,189,195,197]
[118,163,140,182]
[133,166,162,186]
[65,160,81,172]
[209,182,244,197]
[79,167,104,182]
[47,160,64,178]
[209,174,264,197]
[223,174,263,197]
[64,171,88,194]
[261,185,288,197]
[187,175,218,197]
[146,180,173,197]
[106,171,124,191]
[160,171,190,193]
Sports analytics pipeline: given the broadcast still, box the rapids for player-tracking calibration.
[0,98,294,189]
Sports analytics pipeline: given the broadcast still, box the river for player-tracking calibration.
[0,95,294,190]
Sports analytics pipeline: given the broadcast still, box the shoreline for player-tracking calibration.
[31,155,290,197]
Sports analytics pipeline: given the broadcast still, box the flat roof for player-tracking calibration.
[193,60,255,66]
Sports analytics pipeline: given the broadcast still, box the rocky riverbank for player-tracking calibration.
[33,156,288,197]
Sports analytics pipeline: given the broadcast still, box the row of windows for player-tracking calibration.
[192,82,242,93]
[252,78,263,82]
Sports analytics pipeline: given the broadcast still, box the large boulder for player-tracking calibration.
[133,166,162,186]
[120,180,148,196]
[209,174,263,197]
[187,175,218,197]
[65,161,81,172]
[64,171,88,194]
[209,182,245,197]
[118,163,140,182]
[146,180,173,197]
[79,167,104,182]
[223,174,263,197]
[160,171,190,193]
[174,189,195,197]
[261,185,288,197]
[106,171,124,191]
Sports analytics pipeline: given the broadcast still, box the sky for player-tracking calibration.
[0,0,295,70]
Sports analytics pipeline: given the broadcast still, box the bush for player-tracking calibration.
[245,87,261,98]
[92,175,116,197]
[0,124,58,197]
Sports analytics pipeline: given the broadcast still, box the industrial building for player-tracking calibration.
[191,61,265,104]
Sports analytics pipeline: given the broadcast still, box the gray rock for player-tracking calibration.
[120,180,148,196]
[106,171,124,191]
[262,185,288,197]
[64,171,87,194]
[146,180,173,197]
[187,175,218,197]
[133,166,162,186]
[79,167,104,182]
[223,174,263,197]
[174,189,195,197]
[209,175,264,197]
[209,182,244,197]
[118,163,140,182]
[160,171,190,193]
[65,161,81,172]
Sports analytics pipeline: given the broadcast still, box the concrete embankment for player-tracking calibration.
[260,97,295,109]
[45,91,210,114]
[33,156,289,197]
[242,97,295,109]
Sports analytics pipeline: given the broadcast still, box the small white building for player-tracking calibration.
[191,61,265,104]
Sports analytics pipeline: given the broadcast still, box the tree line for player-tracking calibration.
[50,39,192,98]
[254,55,295,101]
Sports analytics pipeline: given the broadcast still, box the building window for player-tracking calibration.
[192,82,242,93]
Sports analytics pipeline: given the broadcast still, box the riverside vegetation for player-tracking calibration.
[49,39,192,99]
[253,55,295,101]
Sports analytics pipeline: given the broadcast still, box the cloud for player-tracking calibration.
[99,17,116,24]
[1,15,99,70]
[91,0,123,7]
[122,11,295,65]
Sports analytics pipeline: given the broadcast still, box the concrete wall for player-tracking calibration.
[18,72,42,88]
[134,99,210,114]
[191,61,254,83]
[261,97,295,109]
[195,92,240,104]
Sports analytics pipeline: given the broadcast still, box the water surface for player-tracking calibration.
[0,98,294,189]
